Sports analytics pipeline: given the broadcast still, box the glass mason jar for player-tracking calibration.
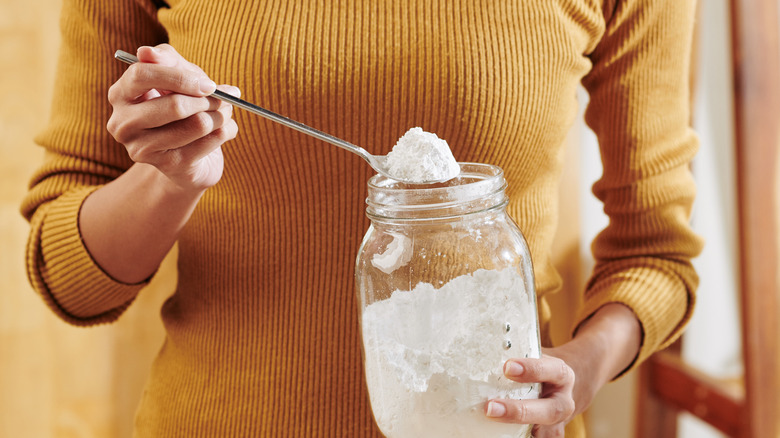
[355,163,541,438]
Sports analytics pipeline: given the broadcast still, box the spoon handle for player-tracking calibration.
[113,50,372,162]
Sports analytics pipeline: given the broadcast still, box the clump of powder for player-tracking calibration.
[384,127,460,183]
[361,268,540,438]
[371,233,413,274]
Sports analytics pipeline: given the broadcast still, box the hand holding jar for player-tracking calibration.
[488,303,642,437]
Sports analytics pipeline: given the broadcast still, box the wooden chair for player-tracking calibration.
[636,0,780,437]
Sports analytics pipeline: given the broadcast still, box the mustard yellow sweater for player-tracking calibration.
[22,0,703,436]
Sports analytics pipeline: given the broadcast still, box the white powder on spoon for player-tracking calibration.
[384,127,460,183]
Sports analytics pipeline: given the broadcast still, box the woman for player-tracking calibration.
[22,0,703,436]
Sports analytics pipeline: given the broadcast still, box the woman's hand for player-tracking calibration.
[77,44,241,285]
[485,303,643,437]
[107,44,239,192]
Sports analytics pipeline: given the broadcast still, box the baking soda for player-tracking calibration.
[361,269,539,438]
[384,127,460,183]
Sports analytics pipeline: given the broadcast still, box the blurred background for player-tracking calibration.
[1,0,777,437]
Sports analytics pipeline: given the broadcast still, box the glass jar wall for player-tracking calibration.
[355,163,541,438]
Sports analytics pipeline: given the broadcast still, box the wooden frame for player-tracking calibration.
[730,0,780,435]
[636,0,780,436]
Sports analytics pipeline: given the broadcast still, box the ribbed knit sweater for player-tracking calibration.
[22,0,703,436]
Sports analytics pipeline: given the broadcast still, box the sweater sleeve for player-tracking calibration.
[576,0,705,374]
[20,0,168,326]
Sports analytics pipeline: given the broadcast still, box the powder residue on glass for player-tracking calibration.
[361,268,540,438]
[384,127,460,183]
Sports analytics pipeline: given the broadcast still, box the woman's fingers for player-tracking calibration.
[486,395,575,425]
[503,356,575,390]
[485,355,576,428]
[109,44,216,104]
[163,117,239,169]
[124,110,222,161]
[137,44,206,74]
[109,62,216,103]
[122,85,239,161]
[149,93,237,160]
[109,93,222,142]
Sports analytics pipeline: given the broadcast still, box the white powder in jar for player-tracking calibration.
[361,268,540,438]
[384,127,460,183]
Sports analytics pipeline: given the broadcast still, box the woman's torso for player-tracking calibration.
[134,1,603,436]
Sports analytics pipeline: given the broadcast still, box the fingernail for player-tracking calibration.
[150,46,161,54]
[227,86,241,98]
[199,79,217,94]
[486,401,506,418]
[505,361,524,376]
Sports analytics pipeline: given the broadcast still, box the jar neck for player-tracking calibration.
[365,163,508,221]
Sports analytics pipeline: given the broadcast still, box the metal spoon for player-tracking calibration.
[114,50,449,184]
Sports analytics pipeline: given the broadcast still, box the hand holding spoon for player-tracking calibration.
[114,50,455,184]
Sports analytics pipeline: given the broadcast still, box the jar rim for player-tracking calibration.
[366,162,507,220]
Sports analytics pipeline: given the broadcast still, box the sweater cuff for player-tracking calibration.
[573,263,692,378]
[31,186,148,325]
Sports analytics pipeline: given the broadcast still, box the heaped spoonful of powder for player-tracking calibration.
[384,127,460,184]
